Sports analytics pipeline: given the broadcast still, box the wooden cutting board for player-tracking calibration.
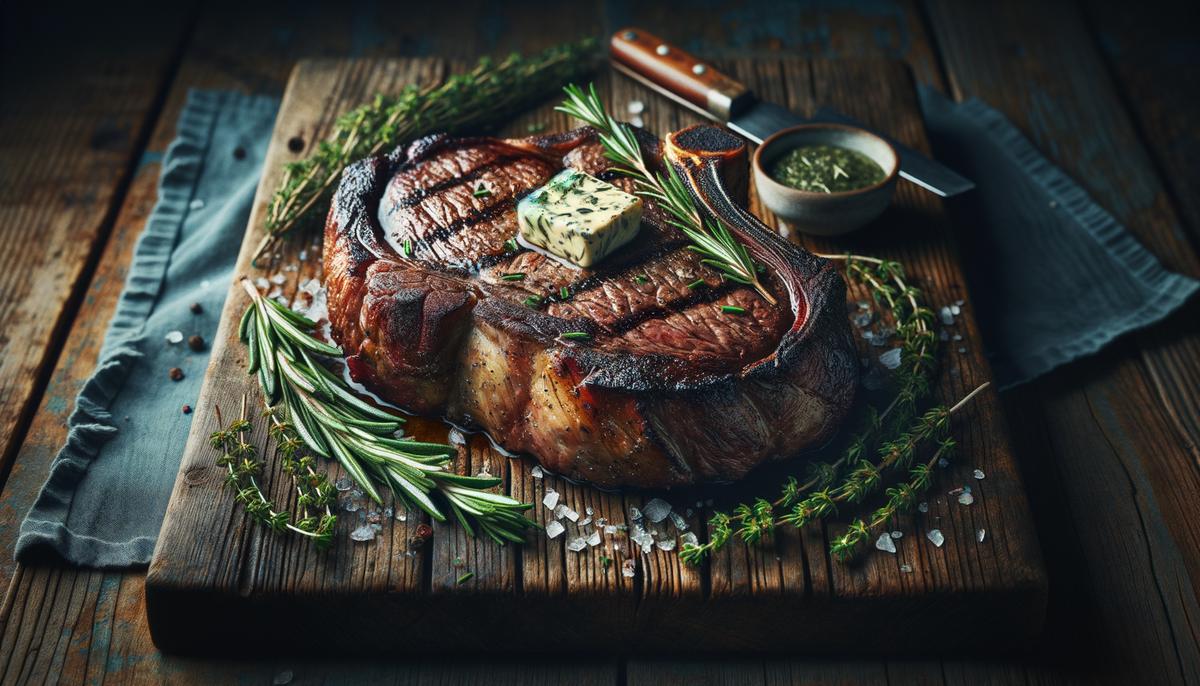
[146,56,1046,655]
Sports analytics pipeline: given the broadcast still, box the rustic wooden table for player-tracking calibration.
[1,0,1197,683]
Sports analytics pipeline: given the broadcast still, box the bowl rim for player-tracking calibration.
[753,123,900,199]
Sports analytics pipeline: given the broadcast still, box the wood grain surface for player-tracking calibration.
[142,55,1045,656]
[1,0,1197,683]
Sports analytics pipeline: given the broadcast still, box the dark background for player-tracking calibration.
[1,0,1199,683]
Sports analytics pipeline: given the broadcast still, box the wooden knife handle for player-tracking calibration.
[609,27,752,121]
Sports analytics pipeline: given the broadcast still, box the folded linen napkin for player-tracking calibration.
[17,86,1196,568]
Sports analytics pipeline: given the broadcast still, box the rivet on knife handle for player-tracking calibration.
[610,27,752,121]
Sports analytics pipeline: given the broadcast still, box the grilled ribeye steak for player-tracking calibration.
[324,124,857,488]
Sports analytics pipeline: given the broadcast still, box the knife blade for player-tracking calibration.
[609,28,974,198]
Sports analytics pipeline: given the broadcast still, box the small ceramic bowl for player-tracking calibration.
[753,124,899,236]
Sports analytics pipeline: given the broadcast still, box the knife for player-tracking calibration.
[608,28,974,198]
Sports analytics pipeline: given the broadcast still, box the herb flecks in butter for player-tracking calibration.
[517,169,643,268]
[769,144,885,193]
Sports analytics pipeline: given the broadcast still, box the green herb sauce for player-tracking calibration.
[769,144,885,193]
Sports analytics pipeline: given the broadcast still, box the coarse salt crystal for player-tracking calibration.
[879,347,903,370]
[270,273,286,285]
[938,457,950,468]
[642,498,672,523]
[977,528,987,543]
[973,469,985,480]
[587,530,602,546]
[567,536,588,552]
[604,524,618,535]
[254,277,270,290]
[680,531,699,547]
[564,508,580,523]
[349,524,376,542]
[334,477,353,491]
[627,100,645,114]
[891,530,903,539]
[669,511,689,531]
[875,533,897,553]
[585,506,594,516]
[655,538,676,551]
[958,491,975,506]
[622,559,636,578]
[958,347,967,354]
[953,334,963,341]
[189,198,205,210]
[448,428,466,446]
[950,304,961,315]
[939,306,955,325]
[927,529,945,547]
[530,465,544,479]
[900,563,913,573]
[545,520,565,539]
[553,503,569,520]
[918,502,929,513]
[579,516,592,527]
[543,490,559,509]
[630,115,645,128]
[396,512,407,522]
[165,331,184,344]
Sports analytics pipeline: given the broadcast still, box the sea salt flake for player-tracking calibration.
[643,498,672,523]
[553,503,569,519]
[939,306,955,325]
[587,530,602,546]
[656,538,676,551]
[604,525,618,535]
[622,559,637,578]
[900,563,913,573]
[543,490,559,509]
[254,277,270,291]
[545,520,565,539]
[567,536,588,552]
[349,524,376,542]
[958,491,975,506]
[270,273,286,285]
[879,347,903,370]
[630,115,645,128]
[342,499,361,513]
[973,469,985,480]
[165,331,184,344]
[189,198,205,210]
[669,511,689,531]
[875,533,897,553]
[627,100,645,114]
[579,516,592,527]
[395,512,407,522]
[977,528,987,543]
[564,507,580,522]
[950,304,961,315]
[448,428,466,446]
[927,529,945,547]
[918,502,929,513]
[891,530,903,539]
[530,465,544,479]
[680,532,699,547]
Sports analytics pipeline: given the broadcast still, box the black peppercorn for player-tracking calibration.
[188,335,205,352]
[189,302,203,314]
[169,367,185,381]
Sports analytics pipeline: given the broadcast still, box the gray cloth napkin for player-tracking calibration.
[16,90,279,567]
[919,86,1198,388]
[17,86,1197,568]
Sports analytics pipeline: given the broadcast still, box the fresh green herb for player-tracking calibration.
[634,275,648,285]
[559,331,591,341]
[504,238,519,252]
[557,83,775,304]
[720,304,745,314]
[473,184,492,199]
[687,279,705,290]
[238,279,535,544]
[523,295,542,308]
[500,272,526,281]
[256,38,599,262]
[526,121,548,133]
[559,286,570,300]
[600,555,612,568]
[769,144,885,193]
[679,255,954,565]
[402,239,413,257]
[456,572,475,584]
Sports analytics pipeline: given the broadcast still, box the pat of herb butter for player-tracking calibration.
[518,169,642,268]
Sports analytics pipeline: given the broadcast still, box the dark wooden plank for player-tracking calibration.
[0,4,190,490]
[924,1,1200,682]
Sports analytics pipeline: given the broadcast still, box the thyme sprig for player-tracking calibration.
[680,255,961,565]
[238,279,534,544]
[211,396,335,546]
[255,39,598,263]
[556,83,775,304]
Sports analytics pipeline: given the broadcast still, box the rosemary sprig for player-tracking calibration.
[255,38,599,262]
[211,396,334,546]
[238,279,534,544]
[679,255,948,565]
[556,83,775,304]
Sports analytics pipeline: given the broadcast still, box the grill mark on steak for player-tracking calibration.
[386,154,529,208]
